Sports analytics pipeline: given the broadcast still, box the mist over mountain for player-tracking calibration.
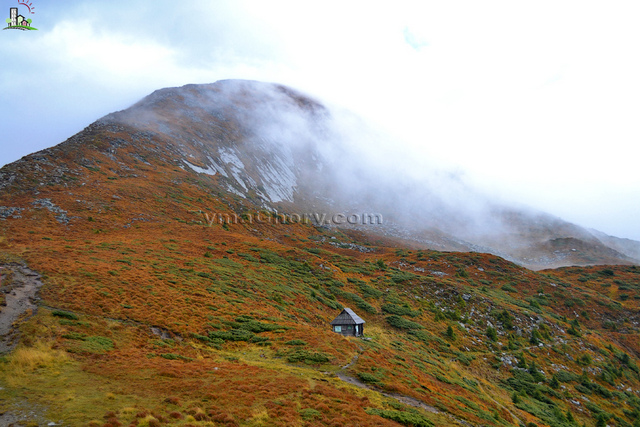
[1,79,638,270]
[2,79,640,426]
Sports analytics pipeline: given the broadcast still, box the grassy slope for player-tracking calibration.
[0,133,639,427]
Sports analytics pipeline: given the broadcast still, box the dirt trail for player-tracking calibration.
[0,264,63,426]
[336,345,474,426]
[0,264,44,354]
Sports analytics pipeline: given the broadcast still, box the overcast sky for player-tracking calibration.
[1,0,639,240]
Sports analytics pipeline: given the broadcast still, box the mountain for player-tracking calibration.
[0,80,639,426]
[2,79,636,270]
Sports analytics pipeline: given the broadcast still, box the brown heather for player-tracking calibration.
[0,81,638,426]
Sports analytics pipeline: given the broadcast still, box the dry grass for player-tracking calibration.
[2,339,69,380]
[365,324,393,347]
[0,129,638,426]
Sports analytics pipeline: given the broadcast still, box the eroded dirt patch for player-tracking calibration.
[0,264,44,354]
[0,399,57,427]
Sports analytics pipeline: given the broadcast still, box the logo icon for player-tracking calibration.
[4,1,37,31]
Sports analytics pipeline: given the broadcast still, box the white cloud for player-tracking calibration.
[47,22,175,80]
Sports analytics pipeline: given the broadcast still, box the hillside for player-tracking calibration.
[0,80,639,426]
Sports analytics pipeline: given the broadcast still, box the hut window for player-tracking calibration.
[334,326,341,332]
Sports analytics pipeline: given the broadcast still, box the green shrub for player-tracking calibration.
[365,408,434,427]
[456,268,469,278]
[434,309,461,322]
[285,339,307,346]
[286,350,330,364]
[456,352,475,366]
[486,327,498,341]
[160,353,181,360]
[358,372,381,384]
[381,303,419,317]
[58,319,90,327]
[250,336,270,344]
[190,332,212,342]
[312,292,342,310]
[446,325,456,340]
[577,354,592,366]
[61,332,87,340]
[235,319,282,333]
[300,408,322,421]
[406,330,440,345]
[52,310,79,320]
[390,272,415,283]
[237,252,259,262]
[496,310,514,329]
[386,315,424,330]
[358,282,383,298]
[530,329,542,345]
[567,326,581,337]
[208,329,255,342]
[501,284,517,293]
[160,353,193,361]
[555,370,579,382]
[337,291,377,314]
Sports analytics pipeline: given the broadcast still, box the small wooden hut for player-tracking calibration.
[330,307,365,337]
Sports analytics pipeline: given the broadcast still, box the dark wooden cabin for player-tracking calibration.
[330,308,365,337]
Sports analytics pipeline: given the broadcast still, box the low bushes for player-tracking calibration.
[386,315,423,330]
[381,303,419,317]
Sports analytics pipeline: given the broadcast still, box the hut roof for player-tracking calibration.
[330,308,365,325]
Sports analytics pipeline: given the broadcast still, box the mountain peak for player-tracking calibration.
[1,79,638,270]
